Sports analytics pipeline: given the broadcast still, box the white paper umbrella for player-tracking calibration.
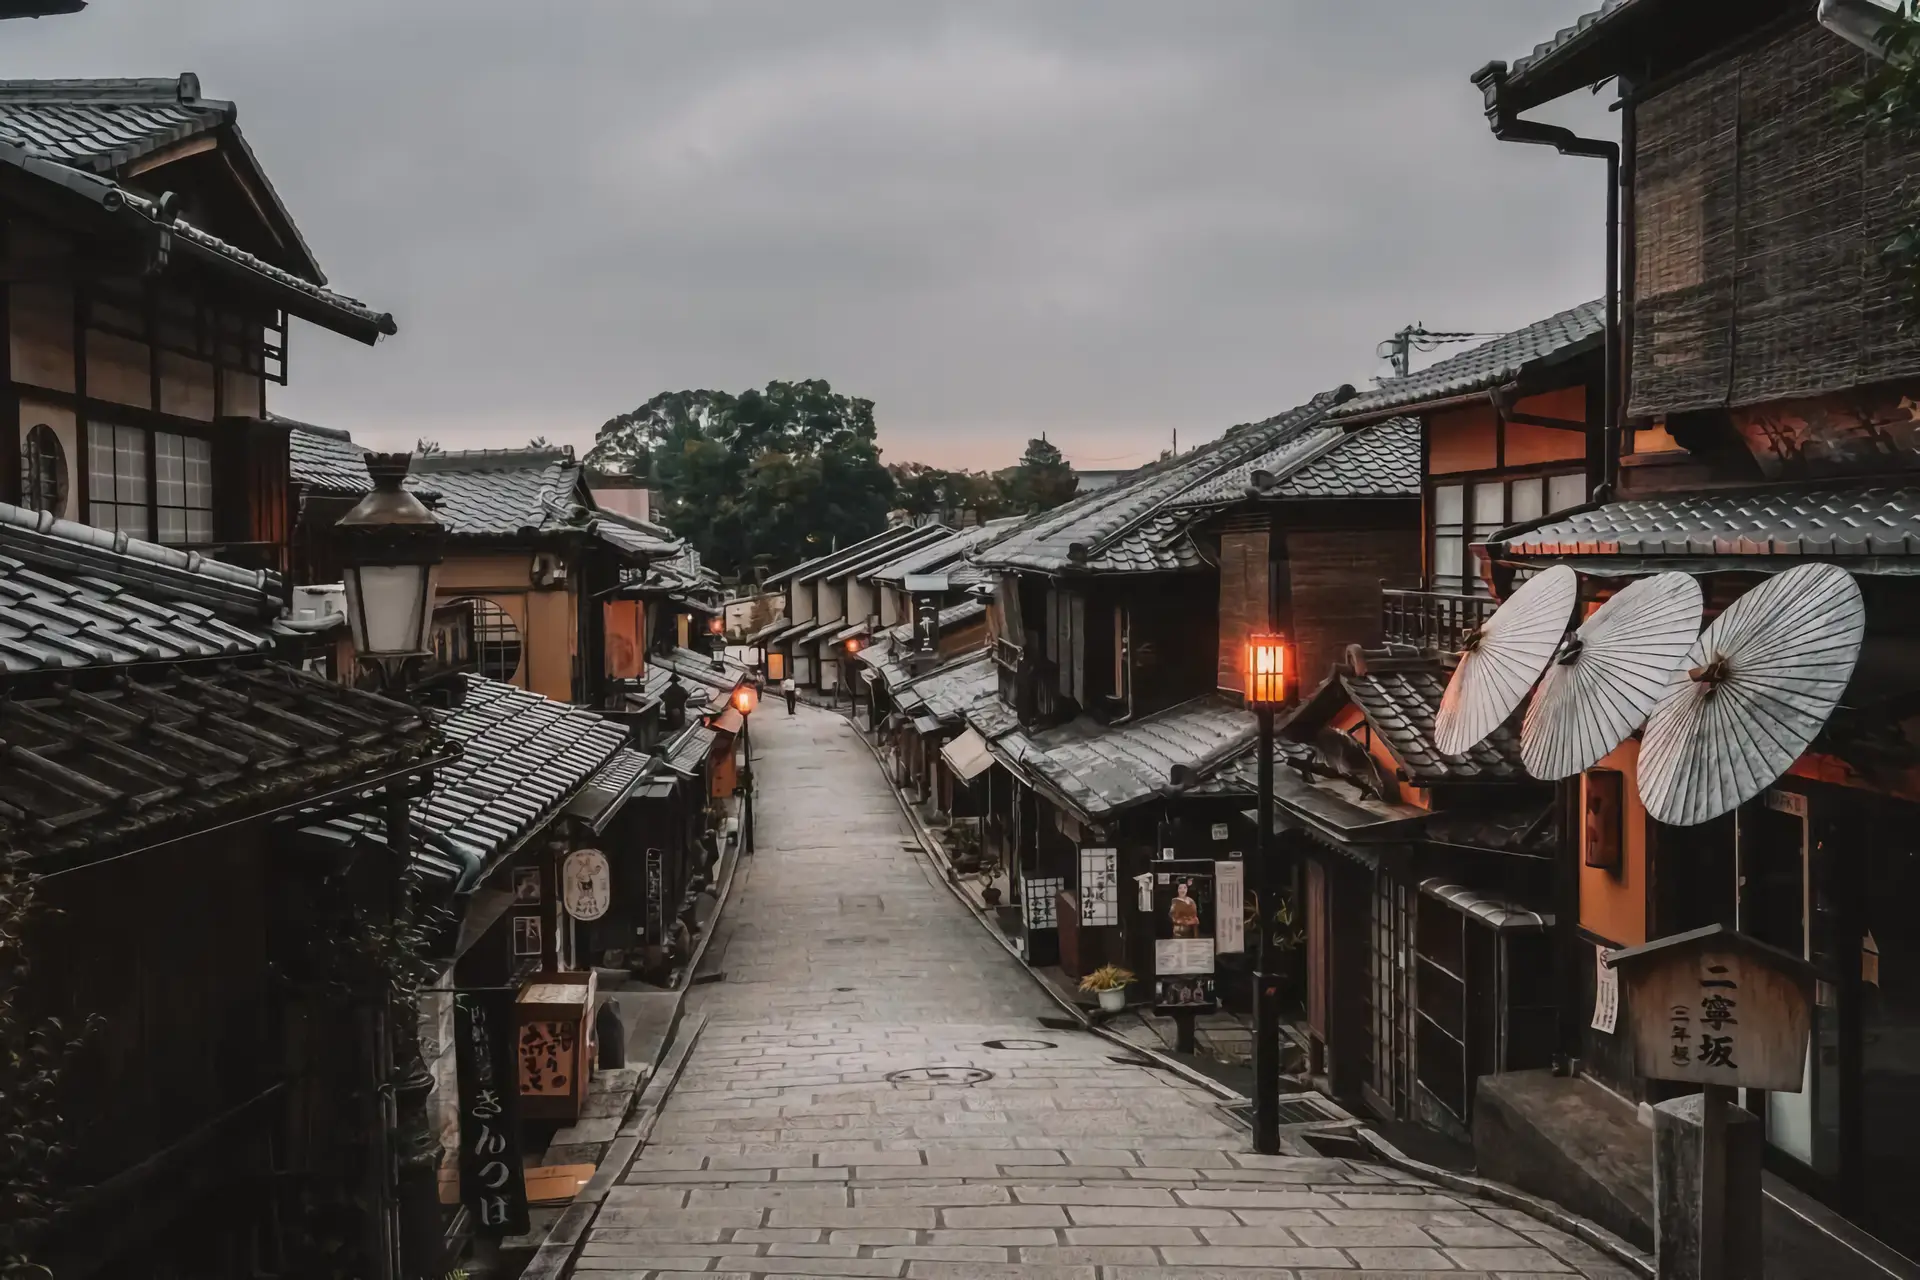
[1638,562,1864,827]
[1434,564,1579,756]
[1521,572,1704,780]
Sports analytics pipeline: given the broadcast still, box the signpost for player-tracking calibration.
[453,988,530,1237]
[1604,925,1816,1280]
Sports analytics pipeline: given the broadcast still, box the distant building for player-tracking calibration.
[586,469,653,524]
[1073,468,1130,493]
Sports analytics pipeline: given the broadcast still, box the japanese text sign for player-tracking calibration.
[1605,925,1814,1093]
[453,988,530,1236]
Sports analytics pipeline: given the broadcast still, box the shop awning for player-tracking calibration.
[940,727,995,782]
[746,615,790,644]
[1418,879,1553,932]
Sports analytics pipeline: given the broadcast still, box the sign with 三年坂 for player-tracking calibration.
[1150,859,1217,1013]
[454,988,530,1236]
[1604,924,1816,1093]
[563,848,611,922]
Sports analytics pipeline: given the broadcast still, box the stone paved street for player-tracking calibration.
[574,704,1636,1279]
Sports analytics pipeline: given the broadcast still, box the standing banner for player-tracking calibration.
[453,988,530,1236]
[1150,859,1218,1012]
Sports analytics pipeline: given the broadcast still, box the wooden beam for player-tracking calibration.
[122,134,218,178]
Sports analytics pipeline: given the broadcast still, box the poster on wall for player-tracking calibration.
[512,866,541,904]
[1078,847,1119,926]
[644,848,666,946]
[1150,859,1217,1012]
[453,988,530,1236]
[562,848,611,922]
[512,914,542,958]
[1214,857,1245,954]
[1591,943,1619,1034]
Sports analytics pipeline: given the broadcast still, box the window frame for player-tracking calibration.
[83,418,220,546]
[1426,466,1587,595]
[20,423,68,519]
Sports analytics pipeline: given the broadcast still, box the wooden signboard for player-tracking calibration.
[1604,924,1815,1092]
[514,971,597,1123]
[453,987,530,1236]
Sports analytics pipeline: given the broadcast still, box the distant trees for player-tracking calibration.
[586,383,1083,574]
[585,380,894,576]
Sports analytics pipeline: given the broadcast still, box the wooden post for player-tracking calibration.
[1699,1083,1730,1280]
[1175,1010,1197,1055]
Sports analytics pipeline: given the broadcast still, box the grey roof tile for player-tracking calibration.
[976,389,1352,575]
[892,652,996,724]
[1330,300,1604,421]
[869,520,1022,583]
[1493,485,1920,561]
[1501,0,1642,96]
[1342,661,1526,784]
[974,696,1256,820]
[662,721,718,776]
[285,420,373,496]
[408,449,585,538]
[766,523,924,586]
[415,675,628,866]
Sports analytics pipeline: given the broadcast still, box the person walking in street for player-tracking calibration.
[782,674,796,715]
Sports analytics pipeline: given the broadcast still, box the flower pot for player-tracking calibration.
[1097,987,1126,1013]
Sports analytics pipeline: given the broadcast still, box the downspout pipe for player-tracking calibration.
[1470,61,1622,502]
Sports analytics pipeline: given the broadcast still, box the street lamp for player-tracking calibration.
[1245,632,1290,1156]
[335,452,444,694]
[732,683,759,716]
[708,612,726,670]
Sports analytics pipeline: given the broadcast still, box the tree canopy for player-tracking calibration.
[586,383,1083,575]
[585,380,895,576]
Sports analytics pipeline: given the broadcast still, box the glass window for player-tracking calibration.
[461,597,523,684]
[1469,483,1506,595]
[1508,477,1545,525]
[87,423,148,539]
[1430,484,1464,593]
[20,424,67,517]
[155,432,213,544]
[1549,472,1588,513]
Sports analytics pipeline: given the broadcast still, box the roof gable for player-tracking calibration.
[408,449,586,538]
[1329,300,1604,422]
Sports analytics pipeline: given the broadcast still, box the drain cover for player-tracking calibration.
[981,1039,1056,1051]
[886,1066,993,1085]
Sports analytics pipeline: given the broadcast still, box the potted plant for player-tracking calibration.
[1078,964,1136,1013]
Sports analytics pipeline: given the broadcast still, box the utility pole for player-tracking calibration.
[1376,324,1502,381]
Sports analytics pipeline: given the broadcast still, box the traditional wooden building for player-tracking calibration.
[963,389,1422,997]
[1457,4,1920,1262]
[0,506,451,1278]
[762,523,924,687]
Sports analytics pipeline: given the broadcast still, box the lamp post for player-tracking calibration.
[730,681,758,854]
[335,452,445,695]
[708,612,726,670]
[1245,633,1289,1156]
[332,451,445,1278]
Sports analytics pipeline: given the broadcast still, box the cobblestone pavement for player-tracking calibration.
[575,704,1635,1279]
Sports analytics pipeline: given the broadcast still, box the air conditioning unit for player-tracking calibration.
[532,552,568,588]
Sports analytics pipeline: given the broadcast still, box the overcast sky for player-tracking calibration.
[1,2,1614,472]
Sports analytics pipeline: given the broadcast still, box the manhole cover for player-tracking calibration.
[886,1066,992,1085]
[981,1039,1056,1051]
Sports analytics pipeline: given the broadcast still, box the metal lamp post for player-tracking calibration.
[335,452,445,695]
[1245,633,1290,1156]
[332,451,445,1277]
[708,612,727,669]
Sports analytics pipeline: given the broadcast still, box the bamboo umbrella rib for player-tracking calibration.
[1434,565,1577,756]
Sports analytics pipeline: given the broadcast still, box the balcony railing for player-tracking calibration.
[1381,588,1498,654]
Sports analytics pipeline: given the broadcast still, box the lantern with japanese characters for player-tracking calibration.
[1603,924,1816,1092]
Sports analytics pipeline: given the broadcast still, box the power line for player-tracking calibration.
[1376,323,1504,380]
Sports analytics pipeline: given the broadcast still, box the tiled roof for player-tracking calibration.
[0,138,391,341]
[1492,485,1920,562]
[766,524,923,586]
[856,636,913,692]
[662,721,718,776]
[0,500,279,622]
[651,647,751,692]
[824,524,953,583]
[830,620,870,645]
[413,675,628,868]
[893,652,997,725]
[7,661,436,862]
[794,616,848,647]
[1343,661,1526,784]
[1330,300,1604,421]
[285,420,373,496]
[565,747,651,830]
[976,696,1256,821]
[0,554,273,673]
[870,520,1021,584]
[0,74,322,283]
[975,389,1350,575]
[408,449,584,538]
[882,597,988,645]
[591,510,682,560]
[1166,416,1421,511]
[746,615,790,644]
[1497,1,1643,106]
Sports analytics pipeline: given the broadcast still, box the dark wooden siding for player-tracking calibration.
[1630,20,1920,416]
[1286,528,1420,694]
[1216,522,1269,695]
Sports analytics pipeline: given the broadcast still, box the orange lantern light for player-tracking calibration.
[845,636,862,654]
[707,614,725,636]
[1245,633,1289,710]
[732,683,759,715]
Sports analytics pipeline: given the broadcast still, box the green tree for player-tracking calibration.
[1000,435,1078,513]
[586,380,895,575]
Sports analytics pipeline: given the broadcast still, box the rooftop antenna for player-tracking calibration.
[1377,323,1504,380]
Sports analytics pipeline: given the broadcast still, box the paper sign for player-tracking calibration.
[1210,823,1229,841]
[1134,872,1154,912]
[1214,859,1245,954]
[1591,944,1619,1034]
[1156,937,1216,975]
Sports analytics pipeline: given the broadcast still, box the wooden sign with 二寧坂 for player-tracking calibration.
[1603,924,1817,1093]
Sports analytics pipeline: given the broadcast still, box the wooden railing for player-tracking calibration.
[1381,588,1498,654]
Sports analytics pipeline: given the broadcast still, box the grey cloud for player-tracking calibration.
[0,1,1612,470]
